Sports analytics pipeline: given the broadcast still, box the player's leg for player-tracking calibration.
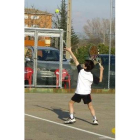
[87,102,96,116]
[64,100,76,124]
[82,94,98,125]
[69,100,75,118]
[64,94,81,124]
[87,102,98,125]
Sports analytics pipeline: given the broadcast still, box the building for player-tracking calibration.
[24,8,53,46]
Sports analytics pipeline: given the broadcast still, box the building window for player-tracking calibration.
[31,15,39,19]
[31,25,39,28]
[24,15,28,19]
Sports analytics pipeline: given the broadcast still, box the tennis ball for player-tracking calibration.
[55,9,59,13]
[112,128,115,134]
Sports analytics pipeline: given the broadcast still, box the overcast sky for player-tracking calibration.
[25,0,114,35]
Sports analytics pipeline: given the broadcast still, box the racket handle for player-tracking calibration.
[98,62,101,67]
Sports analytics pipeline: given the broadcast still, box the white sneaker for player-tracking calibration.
[64,117,76,124]
[93,120,98,125]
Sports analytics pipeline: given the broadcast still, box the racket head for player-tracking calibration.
[88,46,102,65]
[89,46,98,58]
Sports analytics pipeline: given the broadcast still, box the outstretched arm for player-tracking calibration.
[64,47,79,66]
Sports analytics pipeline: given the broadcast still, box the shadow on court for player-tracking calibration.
[35,105,93,125]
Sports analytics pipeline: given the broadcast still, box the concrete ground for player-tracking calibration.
[25,93,115,140]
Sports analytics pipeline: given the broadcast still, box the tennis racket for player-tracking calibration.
[89,46,102,67]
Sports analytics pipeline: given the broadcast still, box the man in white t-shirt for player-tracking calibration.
[64,47,104,125]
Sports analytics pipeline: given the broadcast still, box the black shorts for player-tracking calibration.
[71,93,92,104]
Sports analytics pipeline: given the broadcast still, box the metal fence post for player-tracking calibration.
[108,0,112,89]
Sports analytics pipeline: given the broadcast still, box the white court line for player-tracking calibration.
[25,113,115,140]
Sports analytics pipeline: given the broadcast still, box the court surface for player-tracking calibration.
[25,93,115,140]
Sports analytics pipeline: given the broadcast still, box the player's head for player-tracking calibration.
[84,60,94,71]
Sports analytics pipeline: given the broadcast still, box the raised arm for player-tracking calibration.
[64,47,79,66]
[99,65,104,82]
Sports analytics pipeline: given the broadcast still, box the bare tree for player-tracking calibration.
[83,18,115,47]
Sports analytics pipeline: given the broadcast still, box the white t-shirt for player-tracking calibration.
[75,65,93,95]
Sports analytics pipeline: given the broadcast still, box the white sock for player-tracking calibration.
[70,114,74,119]
[93,116,97,120]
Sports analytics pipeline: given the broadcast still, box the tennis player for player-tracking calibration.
[64,47,104,125]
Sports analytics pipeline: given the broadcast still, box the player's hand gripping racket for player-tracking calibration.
[89,46,102,67]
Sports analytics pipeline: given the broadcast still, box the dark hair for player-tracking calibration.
[84,60,94,71]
